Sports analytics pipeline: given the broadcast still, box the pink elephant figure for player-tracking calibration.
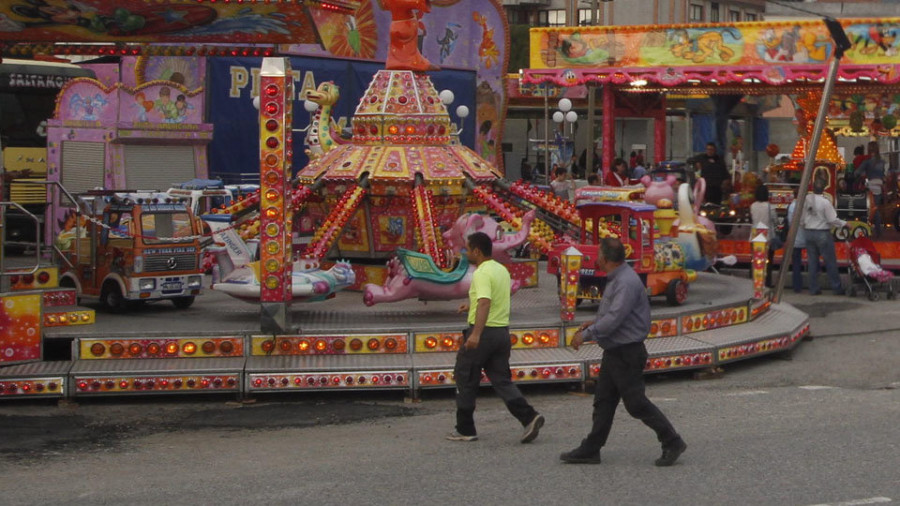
[363,250,523,306]
[442,210,536,264]
[641,174,678,208]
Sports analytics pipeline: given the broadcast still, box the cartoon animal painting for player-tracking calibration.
[473,11,499,69]
[852,23,898,56]
[68,92,108,121]
[6,0,217,36]
[759,25,831,63]
[436,22,461,63]
[303,81,348,161]
[669,27,741,63]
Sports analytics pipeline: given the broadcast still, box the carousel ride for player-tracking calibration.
[0,4,813,401]
[204,31,583,305]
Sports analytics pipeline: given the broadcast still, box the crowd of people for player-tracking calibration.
[450,140,897,462]
[519,138,897,295]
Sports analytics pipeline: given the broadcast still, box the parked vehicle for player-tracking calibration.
[57,191,203,311]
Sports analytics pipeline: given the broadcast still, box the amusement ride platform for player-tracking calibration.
[0,267,810,400]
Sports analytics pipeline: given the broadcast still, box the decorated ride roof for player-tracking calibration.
[296,70,502,184]
[521,18,900,95]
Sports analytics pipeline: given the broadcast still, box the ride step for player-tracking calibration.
[42,305,96,327]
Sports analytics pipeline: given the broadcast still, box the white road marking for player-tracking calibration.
[806,497,892,506]
[799,385,836,390]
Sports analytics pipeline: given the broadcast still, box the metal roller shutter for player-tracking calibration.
[60,141,105,194]
[123,145,196,191]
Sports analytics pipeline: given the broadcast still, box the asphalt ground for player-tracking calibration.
[0,285,898,505]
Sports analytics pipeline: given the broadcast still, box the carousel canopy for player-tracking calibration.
[521,18,900,95]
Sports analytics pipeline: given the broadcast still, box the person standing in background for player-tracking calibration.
[787,190,807,293]
[551,165,575,201]
[803,180,846,295]
[605,158,628,187]
[630,159,647,182]
[699,143,729,205]
[635,149,645,168]
[855,141,887,238]
[749,185,783,288]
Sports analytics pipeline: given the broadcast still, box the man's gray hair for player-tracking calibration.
[600,237,626,263]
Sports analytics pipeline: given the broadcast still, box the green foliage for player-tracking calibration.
[508,25,531,73]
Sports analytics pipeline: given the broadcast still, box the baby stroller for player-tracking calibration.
[846,236,895,301]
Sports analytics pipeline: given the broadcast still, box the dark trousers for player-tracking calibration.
[791,246,806,291]
[454,326,537,436]
[805,229,843,293]
[582,342,680,451]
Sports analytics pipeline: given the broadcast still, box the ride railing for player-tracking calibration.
[1,180,88,277]
[0,202,42,280]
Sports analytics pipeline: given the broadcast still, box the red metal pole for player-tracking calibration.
[602,84,615,179]
[655,94,667,164]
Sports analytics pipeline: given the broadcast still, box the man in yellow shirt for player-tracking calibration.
[447,232,544,443]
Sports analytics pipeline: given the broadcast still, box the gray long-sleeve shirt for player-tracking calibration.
[582,263,650,350]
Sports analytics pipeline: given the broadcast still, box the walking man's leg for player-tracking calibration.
[450,344,484,440]
[561,353,619,463]
[615,345,681,446]
[615,344,686,466]
[482,328,543,442]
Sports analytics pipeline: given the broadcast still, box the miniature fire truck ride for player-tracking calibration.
[57,191,203,311]
[548,201,697,306]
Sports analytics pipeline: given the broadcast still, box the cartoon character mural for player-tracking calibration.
[475,80,499,162]
[3,0,217,36]
[154,86,179,122]
[133,56,206,89]
[68,92,109,121]
[669,27,742,64]
[308,0,379,59]
[436,22,461,63]
[0,0,308,43]
[473,11,499,69]
[849,23,899,57]
[756,25,831,63]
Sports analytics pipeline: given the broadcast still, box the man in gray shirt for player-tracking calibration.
[802,179,846,295]
[561,237,687,466]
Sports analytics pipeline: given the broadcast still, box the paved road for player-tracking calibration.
[1,290,899,505]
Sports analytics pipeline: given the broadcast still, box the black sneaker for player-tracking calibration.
[655,439,687,467]
[521,414,545,443]
[560,446,602,464]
